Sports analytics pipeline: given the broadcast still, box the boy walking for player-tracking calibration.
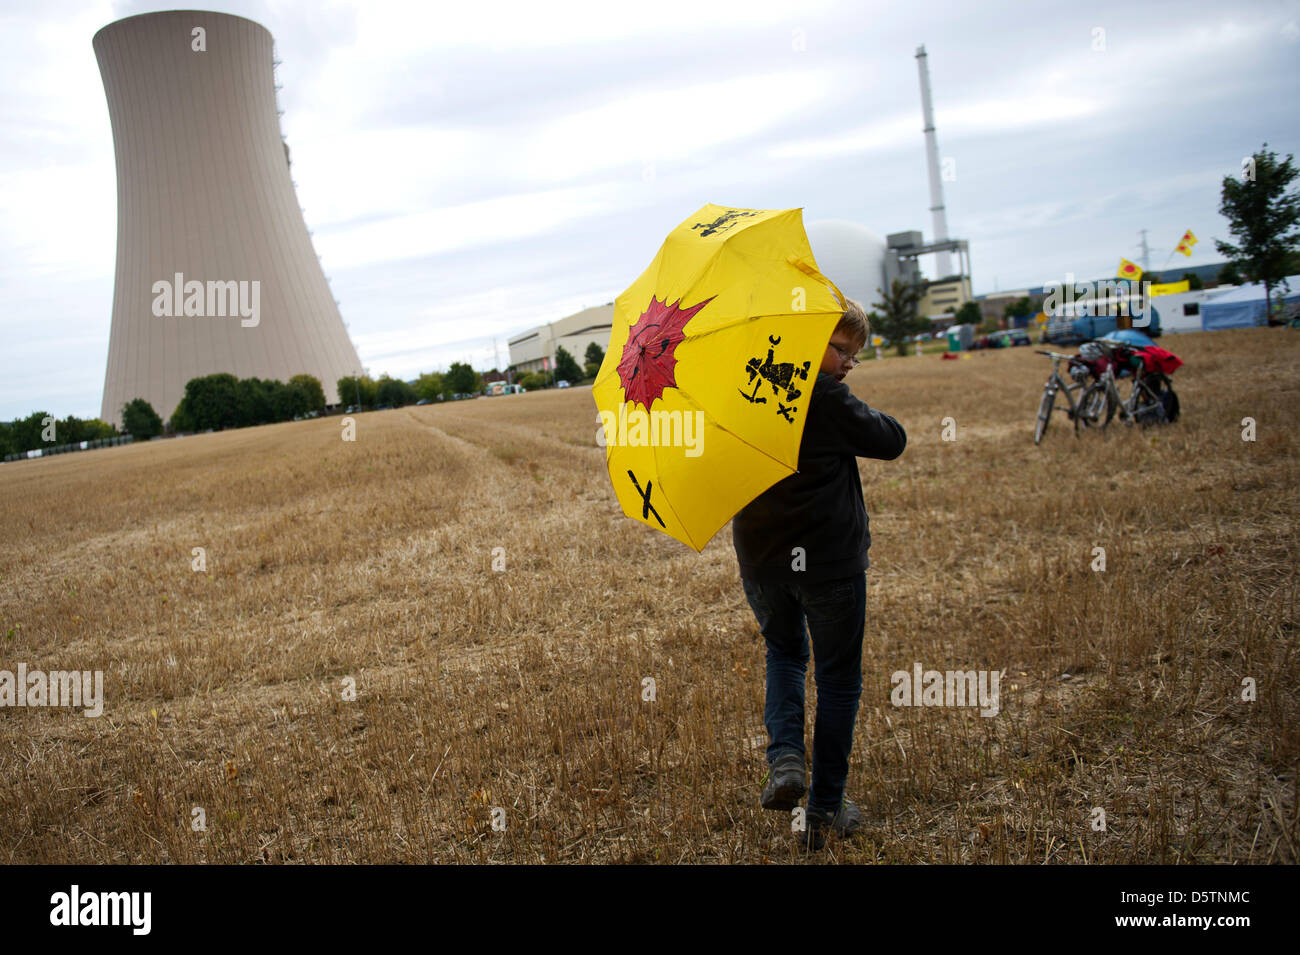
[731,300,906,851]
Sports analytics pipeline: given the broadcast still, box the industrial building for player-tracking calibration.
[508,304,613,377]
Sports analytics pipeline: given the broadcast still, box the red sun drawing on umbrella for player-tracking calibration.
[617,295,714,409]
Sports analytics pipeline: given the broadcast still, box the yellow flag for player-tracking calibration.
[1118,258,1143,281]
[1149,280,1190,297]
[1181,229,1199,247]
[1175,241,1192,257]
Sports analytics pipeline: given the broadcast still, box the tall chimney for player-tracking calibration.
[915,44,952,278]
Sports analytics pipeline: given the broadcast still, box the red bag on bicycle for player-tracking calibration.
[1136,345,1182,375]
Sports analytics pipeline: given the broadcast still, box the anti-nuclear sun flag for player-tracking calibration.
[1175,229,1198,257]
[1118,258,1143,281]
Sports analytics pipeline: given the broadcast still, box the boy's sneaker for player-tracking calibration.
[798,798,862,852]
[760,753,807,811]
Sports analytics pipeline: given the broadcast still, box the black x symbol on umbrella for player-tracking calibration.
[627,470,664,528]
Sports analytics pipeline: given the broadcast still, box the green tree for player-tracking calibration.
[1216,144,1300,318]
[263,379,311,421]
[1181,272,1203,291]
[376,375,417,407]
[169,399,196,434]
[11,411,52,452]
[583,341,606,380]
[953,301,982,326]
[86,419,116,440]
[1003,296,1033,324]
[445,362,482,395]
[554,346,582,383]
[518,372,546,391]
[174,373,240,431]
[1217,262,1243,286]
[58,415,90,444]
[416,372,446,401]
[337,375,377,410]
[121,398,163,439]
[234,377,273,427]
[289,374,326,412]
[870,279,924,356]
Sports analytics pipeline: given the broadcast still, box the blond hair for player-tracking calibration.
[835,298,870,349]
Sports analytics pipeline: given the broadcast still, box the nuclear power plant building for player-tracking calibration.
[94,11,362,427]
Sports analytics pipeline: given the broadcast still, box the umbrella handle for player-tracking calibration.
[786,255,847,310]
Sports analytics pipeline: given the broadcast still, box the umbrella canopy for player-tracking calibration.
[1096,328,1157,348]
[592,204,846,551]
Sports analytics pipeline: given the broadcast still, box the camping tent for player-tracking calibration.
[1200,275,1300,330]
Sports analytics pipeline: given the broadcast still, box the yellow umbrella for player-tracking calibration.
[593,203,846,551]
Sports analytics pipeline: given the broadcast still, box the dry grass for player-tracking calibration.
[1,327,1297,864]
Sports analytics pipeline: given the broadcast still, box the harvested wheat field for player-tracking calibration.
[2,327,1297,864]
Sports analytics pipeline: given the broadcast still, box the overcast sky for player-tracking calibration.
[3,0,1298,421]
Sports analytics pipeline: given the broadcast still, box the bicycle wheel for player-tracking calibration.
[1034,385,1055,444]
[1076,382,1114,432]
[1130,379,1168,426]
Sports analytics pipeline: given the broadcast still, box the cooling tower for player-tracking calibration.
[94,10,362,428]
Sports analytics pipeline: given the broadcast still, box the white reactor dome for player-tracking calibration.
[805,219,888,312]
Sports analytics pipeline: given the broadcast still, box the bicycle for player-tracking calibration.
[1033,350,1106,443]
[1077,342,1176,430]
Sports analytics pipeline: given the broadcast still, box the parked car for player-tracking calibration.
[416,398,430,406]
[557,380,571,388]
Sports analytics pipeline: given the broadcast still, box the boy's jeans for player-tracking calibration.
[741,572,866,818]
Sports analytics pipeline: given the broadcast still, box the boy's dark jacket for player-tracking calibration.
[732,372,906,582]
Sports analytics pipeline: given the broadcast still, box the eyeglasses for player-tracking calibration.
[827,341,859,364]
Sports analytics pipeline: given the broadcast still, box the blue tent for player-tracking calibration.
[1201,275,1300,330]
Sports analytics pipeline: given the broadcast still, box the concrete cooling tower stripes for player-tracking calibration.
[94,10,362,427]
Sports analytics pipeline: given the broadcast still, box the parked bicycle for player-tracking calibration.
[1076,341,1179,430]
[1033,349,1107,443]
